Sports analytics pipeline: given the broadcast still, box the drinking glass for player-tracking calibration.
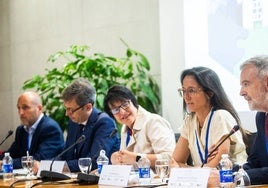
[155,159,169,183]
[78,157,92,174]
[233,164,251,187]
[21,156,34,178]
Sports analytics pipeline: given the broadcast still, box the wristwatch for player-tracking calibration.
[136,153,143,162]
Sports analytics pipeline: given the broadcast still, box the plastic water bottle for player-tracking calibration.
[219,154,233,188]
[137,156,151,185]
[128,162,139,185]
[96,150,109,175]
[2,152,13,181]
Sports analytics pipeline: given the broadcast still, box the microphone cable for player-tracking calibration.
[9,178,33,188]
[30,179,78,188]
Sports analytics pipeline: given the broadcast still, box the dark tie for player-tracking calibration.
[79,124,85,133]
[265,114,268,154]
[75,124,85,158]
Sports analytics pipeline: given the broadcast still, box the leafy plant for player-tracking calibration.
[22,43,160,130]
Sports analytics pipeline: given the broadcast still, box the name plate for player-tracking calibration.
[98,165,132,187]
[168,168,211,188]
[37,160,70,177]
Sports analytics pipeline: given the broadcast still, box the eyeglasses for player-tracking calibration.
[177,87,203,97]
[110,100,131,115]
[65,104,87,115]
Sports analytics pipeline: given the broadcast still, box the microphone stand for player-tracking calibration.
[201,135,230,167]
[0,130,13,146]
[77,129,117,185]
[40,135,86,181]
[201,125,240,168]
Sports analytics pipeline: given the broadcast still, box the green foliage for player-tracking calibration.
[22,44,161,130]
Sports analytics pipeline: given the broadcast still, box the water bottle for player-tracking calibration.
[2,152,13,181]
[96,150,109,175]
[137,156,151,185]
[219,154,233,188]
[128,162,139,185]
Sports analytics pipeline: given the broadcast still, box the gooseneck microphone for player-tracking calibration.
[201,125,240,168]
[40,135,86,181]
[0,130,13,146]
[49,135,85,171]
[77,129,118,185]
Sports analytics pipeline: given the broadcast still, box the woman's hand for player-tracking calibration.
[117,150,136,165]
[207,168,220,187]
[111,151,123,164]
[169,157,180,168]
[207,144,218,162]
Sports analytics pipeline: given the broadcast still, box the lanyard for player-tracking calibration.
[195,109,214,164]
[126,128,132,146]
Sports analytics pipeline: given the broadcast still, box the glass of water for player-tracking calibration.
[233,164,251,187]
[78,157,92,174]
[21,156,34,178]
[155,159,169,183]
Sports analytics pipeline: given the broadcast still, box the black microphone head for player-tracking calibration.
[231,125,240,134]
[79,135,86,142]
[233,125,240,131]
[8,130,13,136]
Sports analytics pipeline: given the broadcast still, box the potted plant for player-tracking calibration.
[22,43,160,131]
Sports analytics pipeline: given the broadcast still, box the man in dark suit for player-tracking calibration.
[239,55,268,185]
[61,78,120,172]
[3,91,64,169]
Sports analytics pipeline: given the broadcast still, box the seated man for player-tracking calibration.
[239,56,268,185]
[1,91,65,169]
[207,55,268,186]
[60,78,120,172]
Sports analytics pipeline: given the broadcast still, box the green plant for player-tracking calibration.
[22,43,160,130]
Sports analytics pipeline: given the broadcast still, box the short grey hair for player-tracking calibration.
[240,55,268,79]
[61,78,96,106]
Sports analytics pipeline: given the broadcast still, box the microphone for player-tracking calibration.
[201,125,240,167]
[77,129,117,185]
[40,135,86,181]
[0,130,13,146]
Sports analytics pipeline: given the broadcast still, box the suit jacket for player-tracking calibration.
[62,107,120,172]
[243,112,268,185]
[6,115,65,169]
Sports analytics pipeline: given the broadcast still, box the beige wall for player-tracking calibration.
[0,0,185,150]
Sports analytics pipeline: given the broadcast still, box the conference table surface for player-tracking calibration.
[0,177,166,188]
[0,178,268,188]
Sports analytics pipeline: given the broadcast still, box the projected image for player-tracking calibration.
[207,0,268,74]
[183,0,268,131]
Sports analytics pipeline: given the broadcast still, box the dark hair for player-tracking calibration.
[180,66,241,124]
[61,78,96,106]
[180,67,249,145]
[104,85,139,118]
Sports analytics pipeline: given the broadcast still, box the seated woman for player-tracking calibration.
[172,66,247,168]
[104,85,176,167]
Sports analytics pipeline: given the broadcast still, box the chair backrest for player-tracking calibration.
[246,132,257,156]
[174,133,193,166]
[174,133,180,142]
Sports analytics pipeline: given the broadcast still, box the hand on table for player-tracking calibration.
[32,160,40,175]
[111,150,136,165]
